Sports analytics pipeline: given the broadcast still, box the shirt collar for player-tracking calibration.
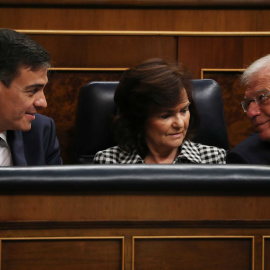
[0,131,8,144]
[118,140,203,164]
[175,140,202,163]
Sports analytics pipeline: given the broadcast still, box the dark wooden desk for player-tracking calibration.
[0,164,269,270]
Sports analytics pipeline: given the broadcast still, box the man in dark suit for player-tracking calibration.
[227,54,270,164]
[0,28,62,166]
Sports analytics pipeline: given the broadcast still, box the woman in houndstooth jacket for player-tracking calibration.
[94,58,226,164]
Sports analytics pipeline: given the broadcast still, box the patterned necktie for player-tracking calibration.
[0,137,11,166]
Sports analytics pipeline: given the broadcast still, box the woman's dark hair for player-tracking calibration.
[113,58,200,157]
[0,28,51,87]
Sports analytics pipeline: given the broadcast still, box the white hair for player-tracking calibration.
[241,54,270,86]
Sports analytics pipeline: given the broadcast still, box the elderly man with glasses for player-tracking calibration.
[227,54,270,164]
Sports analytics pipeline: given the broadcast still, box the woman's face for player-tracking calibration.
[144,90,190,155]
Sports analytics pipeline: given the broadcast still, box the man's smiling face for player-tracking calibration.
[245,67,270,141]
[0,66,48,133]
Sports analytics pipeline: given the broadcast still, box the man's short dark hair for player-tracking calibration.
[0,28,51,87]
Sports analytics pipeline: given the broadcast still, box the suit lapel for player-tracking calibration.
[7,130,27,166]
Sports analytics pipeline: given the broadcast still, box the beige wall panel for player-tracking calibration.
[1,7,270,31]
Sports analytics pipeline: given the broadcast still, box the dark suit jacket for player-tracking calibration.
[7,113,62,166]
[226,132,270,164]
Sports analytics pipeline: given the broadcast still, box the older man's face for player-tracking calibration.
[245,68,270,141]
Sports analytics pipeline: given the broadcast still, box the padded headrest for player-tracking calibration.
[0,164,269,193]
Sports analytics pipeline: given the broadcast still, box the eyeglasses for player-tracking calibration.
[241,91,270,113]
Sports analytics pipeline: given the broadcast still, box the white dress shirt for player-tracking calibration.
[0,131,13,166]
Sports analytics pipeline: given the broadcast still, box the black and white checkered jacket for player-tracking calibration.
[93,140,227,164]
